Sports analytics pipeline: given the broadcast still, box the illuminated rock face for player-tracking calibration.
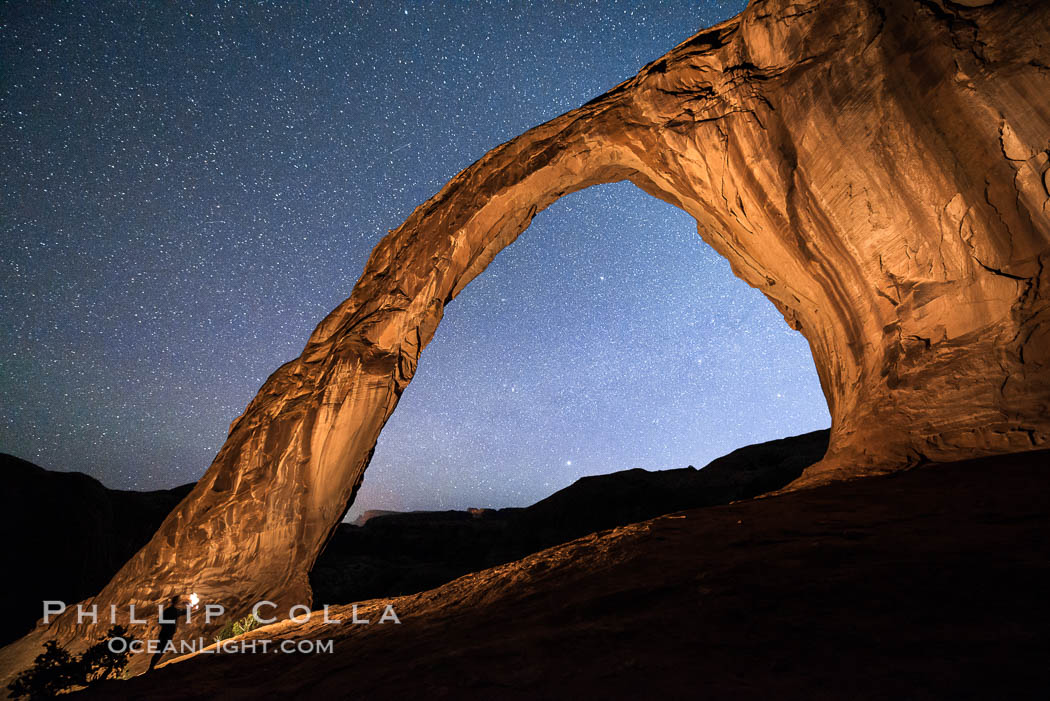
[7,0,1048,671]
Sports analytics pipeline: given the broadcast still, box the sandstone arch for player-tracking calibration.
[8,0,1049,672]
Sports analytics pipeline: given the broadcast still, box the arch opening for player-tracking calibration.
[349,181,831,521]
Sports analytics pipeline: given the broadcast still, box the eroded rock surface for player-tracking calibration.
[4,0,1048,677]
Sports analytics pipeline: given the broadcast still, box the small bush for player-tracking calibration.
[7,626,131,699]
[213,612,262,643]
[79,626,132,684]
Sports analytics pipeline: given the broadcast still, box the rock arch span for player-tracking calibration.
[9,0,1049,671]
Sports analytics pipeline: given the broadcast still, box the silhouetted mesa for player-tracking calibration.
[0,455,193,647]
[309,430,828,607]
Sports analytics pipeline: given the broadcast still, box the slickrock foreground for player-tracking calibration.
[3,0,1048,677]
[80,450,1050,699]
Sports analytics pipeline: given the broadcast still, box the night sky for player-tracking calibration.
[1,1,829,520]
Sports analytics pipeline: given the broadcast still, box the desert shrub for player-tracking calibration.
[7,626,130,699]
[6,640,78,699]
[79,626,132,683]
[213,612,262,643]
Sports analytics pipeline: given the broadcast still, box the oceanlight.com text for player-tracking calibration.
[107,636,335,655]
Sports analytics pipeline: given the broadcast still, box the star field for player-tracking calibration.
[0,1,829,519]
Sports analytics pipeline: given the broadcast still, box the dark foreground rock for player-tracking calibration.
[0,455,192,647]
[78,448,1050,700]
[310,430,828,606]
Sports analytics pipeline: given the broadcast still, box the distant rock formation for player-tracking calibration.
[6,0,1048,675]
[351,510,403,527]
[311,430,828,606]
[0,432,824,653]
[0,455,192,647]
